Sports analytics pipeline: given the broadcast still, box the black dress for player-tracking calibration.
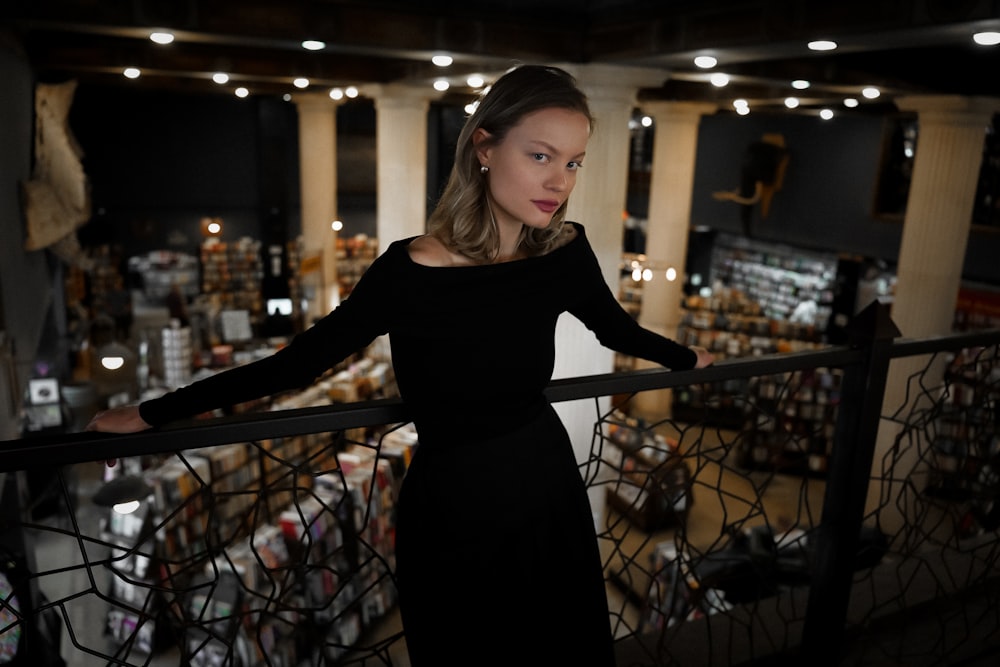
[139,222,697,665]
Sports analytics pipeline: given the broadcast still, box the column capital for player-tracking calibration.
[292,91,344,113]
[559,63,668,107]
[364,83,444,110]
[640,99,718,121]
[896,95,1000,127]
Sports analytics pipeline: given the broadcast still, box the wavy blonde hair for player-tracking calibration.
[427,65,594,262]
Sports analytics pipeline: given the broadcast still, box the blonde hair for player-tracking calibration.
[427,65,593,262]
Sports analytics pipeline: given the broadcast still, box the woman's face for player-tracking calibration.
[476,107,590,232]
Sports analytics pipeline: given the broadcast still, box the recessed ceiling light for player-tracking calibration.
[329,88,344,100]
[808,39,838,51]
[149,31,174,45]
[843,98,859,108]
[784,97,800,109]
[710,72,730,87]
[467,75,485,88]
[235,87,250,98]
[293,77,310,89]
[862,86,881,99]
[123,67,141,79]
[694,55,717,69]
[433,79,450,91]
[791,79,810,90]
[345,86,359,98]
[212,72,229,84]
[973,31,1000,46]
[820,108,834,120]
[432,54,453,67]
[301,40,326,51]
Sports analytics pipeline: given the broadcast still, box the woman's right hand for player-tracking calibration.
[86,405,152,434]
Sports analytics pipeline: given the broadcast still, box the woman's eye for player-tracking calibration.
[568,161,583,170]
[532,153,548,162]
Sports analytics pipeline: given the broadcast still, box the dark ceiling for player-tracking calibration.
[4,0,1000,113]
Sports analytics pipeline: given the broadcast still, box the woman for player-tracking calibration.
[89,64,713,665]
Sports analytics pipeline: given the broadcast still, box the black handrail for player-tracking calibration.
[5,326,999,473]
[0,347,863,472]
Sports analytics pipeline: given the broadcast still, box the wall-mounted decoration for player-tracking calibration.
[712,133,790,238]
[18,80,92,255]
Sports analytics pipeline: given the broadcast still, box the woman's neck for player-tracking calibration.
[495,224,524,262]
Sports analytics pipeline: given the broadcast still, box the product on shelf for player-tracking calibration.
[101,380,418,663]
[603,412,692,532]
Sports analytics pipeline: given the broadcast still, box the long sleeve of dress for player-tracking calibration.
[139,252,396,426]
[566,228,697,371]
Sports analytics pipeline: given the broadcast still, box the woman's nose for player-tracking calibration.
[546,169,570,192]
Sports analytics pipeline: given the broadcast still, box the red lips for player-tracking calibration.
[533,200,560,214]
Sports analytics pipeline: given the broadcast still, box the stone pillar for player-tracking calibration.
[557,63,668,525]
[367,84,442,249]
[870,95,1000,532]
[294,93,341,321]
[891,96,997,338]
[633,101,717,416]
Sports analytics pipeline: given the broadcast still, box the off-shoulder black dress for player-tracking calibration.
[140,223,697,665]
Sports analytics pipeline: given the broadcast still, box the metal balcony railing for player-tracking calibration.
[1,303,1000,666]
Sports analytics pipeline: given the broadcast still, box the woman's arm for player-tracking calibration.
[567,229,714,370]
[89,245,400,431]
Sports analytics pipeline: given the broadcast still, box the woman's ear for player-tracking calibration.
[472,128,492,166]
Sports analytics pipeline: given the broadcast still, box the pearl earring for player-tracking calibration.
[480,165,489,174]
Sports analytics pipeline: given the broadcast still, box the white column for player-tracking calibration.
[632,101,716,416]
[870,95,1000,532]
[294,93,341,321]
[557,64,668,524]
[640,101,716,340]
[367,84,441,250]
[891,96,997,338]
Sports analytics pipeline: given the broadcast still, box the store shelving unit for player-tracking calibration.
[925,348,1000,511]
[710,234,836,330]
[604,413,691,532]
[672,288,828,431]
[335,235,378,299]
[738,368,843,476]
[101,498,167,655]
[100,355,408,664]
[199,238,265,330]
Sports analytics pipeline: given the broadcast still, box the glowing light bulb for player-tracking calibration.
[113,500,141,514]
[101,356,125,371]
[149,31,174,45]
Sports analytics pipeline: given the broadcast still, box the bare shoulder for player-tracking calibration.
[407,235,469,267]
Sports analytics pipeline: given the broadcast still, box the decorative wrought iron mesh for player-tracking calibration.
[3,339,1000,666]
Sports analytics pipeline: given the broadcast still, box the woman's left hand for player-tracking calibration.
[690,345,715,369]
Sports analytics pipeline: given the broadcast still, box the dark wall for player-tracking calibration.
[19,80,1000,292]
[0,37,63,426]
[70,84,300,257]
[691,111,903,259]
[690,110,999,283]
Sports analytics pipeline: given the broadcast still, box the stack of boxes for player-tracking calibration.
[162,321,192,389]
